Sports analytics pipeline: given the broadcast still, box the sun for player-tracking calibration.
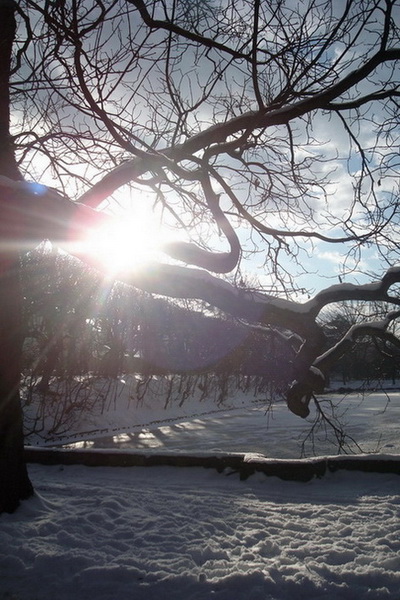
[84,210,161,274]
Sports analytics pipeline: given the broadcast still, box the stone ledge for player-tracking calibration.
[24,447,400,482]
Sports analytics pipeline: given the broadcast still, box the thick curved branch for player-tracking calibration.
[315,311,400,375]
[305,268,400,317]
[162,169,241,273]
[118,262,325,341]
[287,309,400,419]
[0,173,319,334]
[0,176,108,254]
[4,175,400,336]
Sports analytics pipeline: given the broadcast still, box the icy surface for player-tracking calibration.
[24,377,400,457]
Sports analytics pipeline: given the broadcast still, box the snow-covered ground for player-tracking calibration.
[2,381,400,599]
[2,464,400,600]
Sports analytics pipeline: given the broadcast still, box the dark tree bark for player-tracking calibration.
[0,262,34,513]
[0,0,34,513]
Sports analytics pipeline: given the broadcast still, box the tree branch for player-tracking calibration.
[163,167,241,273]
[78,47,400,208]
[315,311,400,374]
[305,269,400,316]
[126,0,251,61]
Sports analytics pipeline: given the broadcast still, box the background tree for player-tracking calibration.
[321,301,400,384]
[1,0,400,512]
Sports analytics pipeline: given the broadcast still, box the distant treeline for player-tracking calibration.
[20,246,294,393]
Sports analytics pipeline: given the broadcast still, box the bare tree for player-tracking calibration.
[1,0,400,512]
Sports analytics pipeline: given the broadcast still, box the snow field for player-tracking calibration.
[1,463,400,600]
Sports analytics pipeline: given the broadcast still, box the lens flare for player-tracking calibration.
[84,211,160,274]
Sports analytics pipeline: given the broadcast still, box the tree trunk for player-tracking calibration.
[0,0,34,513]
[0,262,33,513]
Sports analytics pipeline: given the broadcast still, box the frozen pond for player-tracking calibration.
[89,390,400,457]
[24,378,400,458]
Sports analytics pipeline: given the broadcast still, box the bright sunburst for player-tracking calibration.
[84,210,162,274]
